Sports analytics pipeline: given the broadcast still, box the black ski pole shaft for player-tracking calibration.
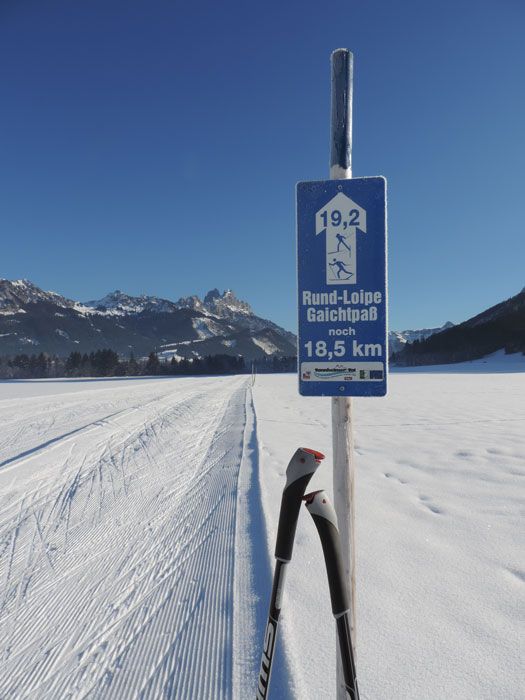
[256,447,325,700]
[304,490,360,700]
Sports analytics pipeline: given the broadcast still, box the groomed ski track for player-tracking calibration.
[0,376,286,699]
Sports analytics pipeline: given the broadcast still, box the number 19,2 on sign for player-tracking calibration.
[297,177,388,397]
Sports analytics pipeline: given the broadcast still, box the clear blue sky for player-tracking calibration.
[1,0,524,332]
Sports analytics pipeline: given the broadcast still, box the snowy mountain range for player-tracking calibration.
[4,278,519,365]
[0,280,296,360]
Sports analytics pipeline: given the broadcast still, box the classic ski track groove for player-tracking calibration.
[0,377,251,699]
[0,391,178,473]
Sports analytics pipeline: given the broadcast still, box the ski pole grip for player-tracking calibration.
[304,491,350,616]
[274,448,324,561]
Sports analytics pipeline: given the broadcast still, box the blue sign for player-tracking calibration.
[297,177,387,397]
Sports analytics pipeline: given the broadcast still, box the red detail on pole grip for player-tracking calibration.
[302,490,323,504]
[301,447,325,462]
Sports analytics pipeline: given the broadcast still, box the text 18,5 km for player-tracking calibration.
[304,338,383,360]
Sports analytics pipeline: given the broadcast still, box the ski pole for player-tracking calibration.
[256,447,325,700]
[303,490,360,700]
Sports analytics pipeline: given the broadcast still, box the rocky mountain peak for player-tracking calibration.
[202,289,252,317]
[174,295,204,312]
[0,278,76,314]
[203,288,221,304]
[88,290,136,309]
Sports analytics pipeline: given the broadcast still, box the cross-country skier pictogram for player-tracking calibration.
[315,192,366,285]
[335,232,351,254]
[329,258,353,280]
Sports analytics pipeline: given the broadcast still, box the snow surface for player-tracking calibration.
[396,348,525,373]
[0,369,523,699]
[0,376,251,699]
[253,370,524,699]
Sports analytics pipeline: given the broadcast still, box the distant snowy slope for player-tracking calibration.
[394,286,525,365]
[388,322,454,355]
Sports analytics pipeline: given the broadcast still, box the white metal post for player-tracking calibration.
[330,48,357,700]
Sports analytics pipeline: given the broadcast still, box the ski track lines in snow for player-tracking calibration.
[0,376,265,699]
[4,371,522,700]
[233,392,293,700]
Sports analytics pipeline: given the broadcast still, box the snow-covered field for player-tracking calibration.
[0,370,523,699]
[255,371,524,700]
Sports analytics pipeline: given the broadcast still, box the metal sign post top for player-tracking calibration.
[330,49,353,179]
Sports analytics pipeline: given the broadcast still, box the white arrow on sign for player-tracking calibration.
[315,192,367,286]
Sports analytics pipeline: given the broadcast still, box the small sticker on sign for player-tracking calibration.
[300,362,384,381]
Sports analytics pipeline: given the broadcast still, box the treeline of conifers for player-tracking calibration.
[0,349,297,380]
